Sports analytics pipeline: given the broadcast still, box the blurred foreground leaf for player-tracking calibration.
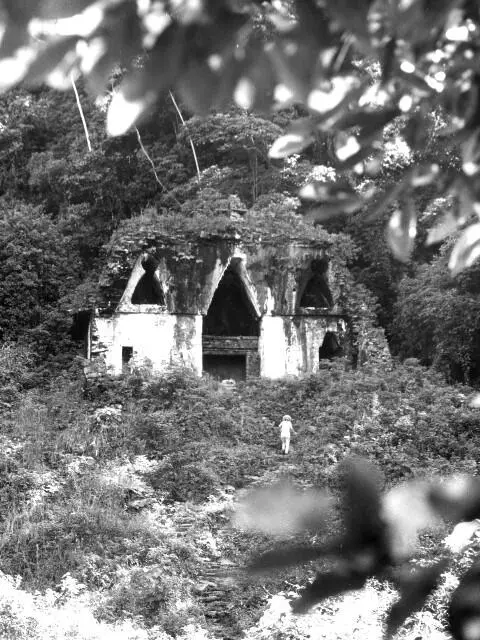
[233,483,332,536]
[449,561,480,640]
[386,561,448,639]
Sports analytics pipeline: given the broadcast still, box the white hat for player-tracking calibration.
[283,415,291,421]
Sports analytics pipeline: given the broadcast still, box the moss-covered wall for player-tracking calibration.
[90,215,391,377]
[99,239,344,317]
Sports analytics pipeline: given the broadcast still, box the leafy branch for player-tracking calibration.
[236,457,480,640]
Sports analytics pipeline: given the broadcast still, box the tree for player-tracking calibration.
[0,201,71,339]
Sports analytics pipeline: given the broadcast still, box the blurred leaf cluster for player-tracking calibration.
[241,458,480,640]
[2,1,480,270]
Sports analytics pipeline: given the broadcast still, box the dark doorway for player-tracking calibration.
[203,354,246,381]
[204,267,259,336]
[132,254,165,304]
[319,332,343,360]
[70,310,90,357]
[299,259,333,308]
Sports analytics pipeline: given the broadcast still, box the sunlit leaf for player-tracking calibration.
[386,561,447,639]
[468,392,480,408]
[335,135,361,161]
[107,91,157,137]
[300,178,365,219]
[291,567,368,613]
[448,561,480,640]
[304,198,364,223]
[337,143,378,170]
[269,131,314,159]
[429,475,480,523]
[426,211,461,245]
[299,179,356,202]
[410,163,440,187]
[22,36,78,86]
[448,223,480,276]
[233,483,332,536]
[308,75,360,115]
[311,84,368,132]
[107,24,186,136]
[386,199,417,262]
[0,49,37,93]
[382,481,441,561]
[444,520,480,553]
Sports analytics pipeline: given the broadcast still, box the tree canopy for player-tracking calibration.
[1,0,480,272]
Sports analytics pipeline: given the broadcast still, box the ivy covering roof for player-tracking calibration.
[92,203,357,315]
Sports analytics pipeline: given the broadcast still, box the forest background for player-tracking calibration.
[0,75,476,387]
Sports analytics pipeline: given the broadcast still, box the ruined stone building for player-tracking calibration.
[86,217,388,381]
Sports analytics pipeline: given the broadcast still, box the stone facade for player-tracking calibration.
[88,230,385,380]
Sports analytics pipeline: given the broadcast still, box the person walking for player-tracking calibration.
[279,414,296,454]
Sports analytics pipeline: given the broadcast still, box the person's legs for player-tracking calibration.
[284,436,290,454]
[281,436,287,453]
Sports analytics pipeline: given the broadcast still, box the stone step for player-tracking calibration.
[201,595,225,603]
[204,611,223,619]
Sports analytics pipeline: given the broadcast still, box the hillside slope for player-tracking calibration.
[0,360,478,638]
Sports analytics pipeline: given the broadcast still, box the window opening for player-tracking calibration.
[319,332,343,361]
[122,346,133,372]
[299,259,333,308]
[131,254,165,304]
[204,266,259,336]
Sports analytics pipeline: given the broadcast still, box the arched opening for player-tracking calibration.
[202,264,260,381]
[299,259,333,308]
[319,331,343,361]
[131,254,165,305]
[203,266,259,336]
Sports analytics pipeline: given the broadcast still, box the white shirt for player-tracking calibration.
[280,420,293,437]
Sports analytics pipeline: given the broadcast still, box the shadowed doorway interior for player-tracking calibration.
[203,264,259,381]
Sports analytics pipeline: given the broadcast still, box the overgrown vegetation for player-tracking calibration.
[0,363,478,637]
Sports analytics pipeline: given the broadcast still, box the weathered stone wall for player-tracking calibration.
[90,234,364,379]
[202,336,260,380]
[91,313,202,375]
[260,315,347,378]
[97,238,344,318]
